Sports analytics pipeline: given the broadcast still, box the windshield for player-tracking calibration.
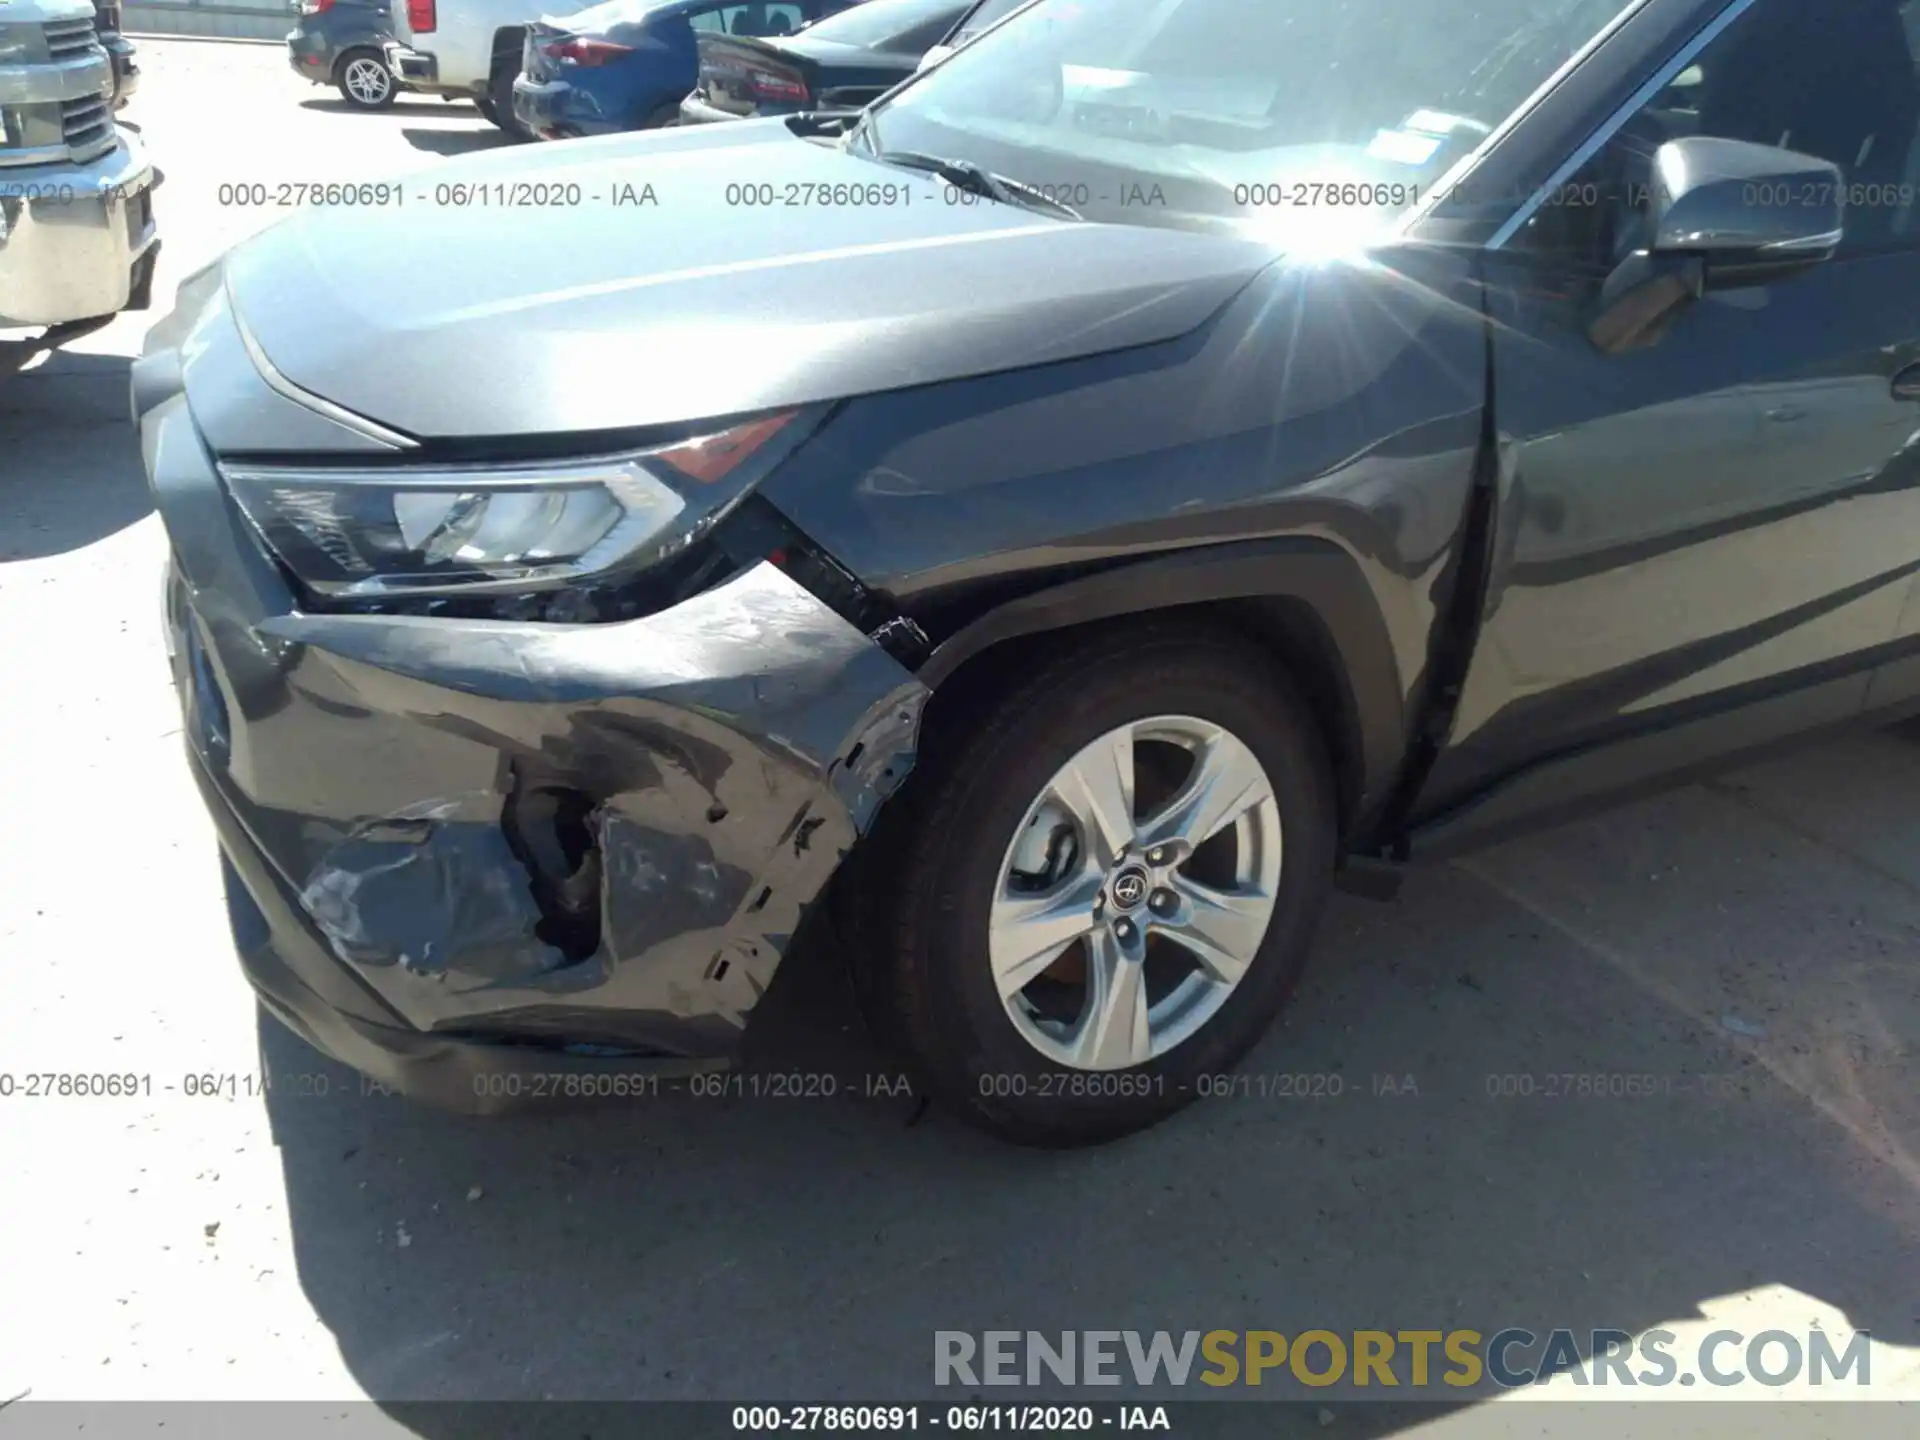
[860,0,1641,240]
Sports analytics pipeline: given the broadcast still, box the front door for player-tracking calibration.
[1423,0,1920,812]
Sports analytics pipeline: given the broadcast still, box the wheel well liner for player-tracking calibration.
[914,539,1408,842]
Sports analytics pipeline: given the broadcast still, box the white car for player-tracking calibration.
[385,0,539,135]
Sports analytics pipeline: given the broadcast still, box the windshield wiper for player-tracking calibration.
[866,149,1083,221]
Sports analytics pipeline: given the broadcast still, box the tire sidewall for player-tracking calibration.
[488,63,533,139]
[901,644,1335,1141]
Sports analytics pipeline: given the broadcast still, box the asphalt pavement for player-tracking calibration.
[1,38,1916,1434]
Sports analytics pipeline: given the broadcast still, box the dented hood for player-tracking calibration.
[218,120,1279,440]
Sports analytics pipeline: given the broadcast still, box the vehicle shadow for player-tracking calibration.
[0,346,151,559]
[298,96,464,116]
[259,734,1920,1428]
[400,127,519,156]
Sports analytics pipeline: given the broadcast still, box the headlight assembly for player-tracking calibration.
[219,411,799,604]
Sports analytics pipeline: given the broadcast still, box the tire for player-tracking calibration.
[641,100,682,130]
[486,56,532,140]
[870,627,1337,1147]
[334,48,397,110]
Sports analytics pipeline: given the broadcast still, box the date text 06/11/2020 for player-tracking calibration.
[729,1405,1173,1432]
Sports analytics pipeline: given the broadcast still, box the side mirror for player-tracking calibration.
[1589,136,1844,354]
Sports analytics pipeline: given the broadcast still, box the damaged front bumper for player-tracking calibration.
[141,366,925,1114]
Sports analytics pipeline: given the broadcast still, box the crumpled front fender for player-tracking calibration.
[251,563,926,1052]
[144,302,929,1079]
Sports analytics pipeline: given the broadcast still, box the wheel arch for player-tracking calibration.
[331,43,388,83]
[912,539,1410,847]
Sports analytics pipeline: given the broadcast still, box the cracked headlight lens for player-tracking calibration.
[220,412,796,600]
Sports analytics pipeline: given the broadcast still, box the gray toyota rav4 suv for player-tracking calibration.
[140,0,1920,1144]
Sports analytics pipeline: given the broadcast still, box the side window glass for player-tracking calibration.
[1520,0,1920,266]
[702,4,754,33]
[718,2,796,35]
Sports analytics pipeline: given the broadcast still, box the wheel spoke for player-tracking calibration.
[1157,875,1272,986]
[1069,928,1151,1070]
[990,711,1282,1074]
[1049,726,1136,868]
[989,873,1102,1000]
[1140,729,1271,853]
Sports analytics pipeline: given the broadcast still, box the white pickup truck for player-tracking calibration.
[385,0,539,136]
[0,0,160,340]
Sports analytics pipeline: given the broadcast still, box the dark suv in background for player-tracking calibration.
[287,0,406,109]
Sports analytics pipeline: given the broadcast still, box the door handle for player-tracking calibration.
[1895,362,1920,402]
[1764,405,1806,424]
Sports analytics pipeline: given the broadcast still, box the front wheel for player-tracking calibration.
[872,629,1337,1146]
[334,49,397,109]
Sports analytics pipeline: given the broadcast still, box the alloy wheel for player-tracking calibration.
[988,715,1283,1070]
[342,56,393,107]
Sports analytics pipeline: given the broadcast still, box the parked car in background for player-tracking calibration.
[0,0,159,341]
[288,0,406,109]
[515,0,856,141]
[386,0,540,135]
[679,0,964,125]
[914,0,1030,73]
[140,0,1920,1147]
[94,0,139,109]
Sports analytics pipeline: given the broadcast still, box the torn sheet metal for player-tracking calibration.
[203,561,931,1053]
[298,794,569,984]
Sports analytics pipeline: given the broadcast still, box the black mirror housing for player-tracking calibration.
[1588,137,1844,354]
[1650,135,1844,279]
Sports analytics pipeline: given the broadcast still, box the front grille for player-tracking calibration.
[42,16,101,61]
[60,94,113,159]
